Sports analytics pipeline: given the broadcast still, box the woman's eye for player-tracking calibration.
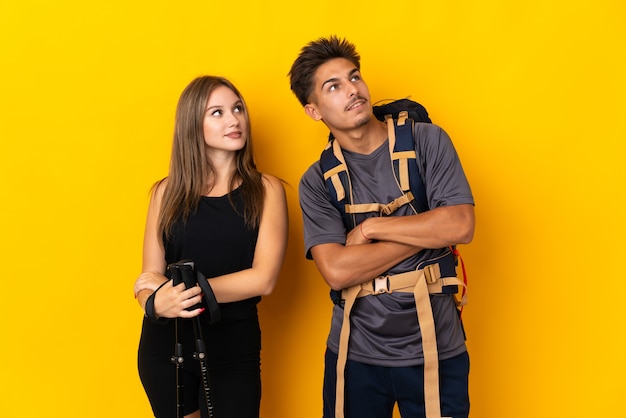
[211,109,223,117]
[234,105,243,113]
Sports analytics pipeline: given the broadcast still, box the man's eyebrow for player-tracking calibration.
[321,77,339,91]
[320,68,360,91]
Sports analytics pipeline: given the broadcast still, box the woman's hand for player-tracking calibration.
[152,280,205,319]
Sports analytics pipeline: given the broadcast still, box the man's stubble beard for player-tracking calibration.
[354,112,372,129]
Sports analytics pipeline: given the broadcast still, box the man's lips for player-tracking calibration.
[345,99,366,111]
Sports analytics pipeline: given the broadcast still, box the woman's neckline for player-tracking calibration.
[202,183,242,199]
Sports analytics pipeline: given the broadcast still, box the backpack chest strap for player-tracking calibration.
[344,192,415,216]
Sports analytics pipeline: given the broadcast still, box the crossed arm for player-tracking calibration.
[310,204,474,291]
[134,174,288,319]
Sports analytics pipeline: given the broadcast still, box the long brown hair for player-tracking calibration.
[156,76,264,239]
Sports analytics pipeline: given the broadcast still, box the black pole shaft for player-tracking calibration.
[172,318,184,418]
[192,317,214,418]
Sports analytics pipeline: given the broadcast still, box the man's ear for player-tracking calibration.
[304,103,322,121]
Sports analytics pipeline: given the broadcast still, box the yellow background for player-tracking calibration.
[1,1,624,417]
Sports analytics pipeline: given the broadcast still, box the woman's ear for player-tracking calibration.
[304,103,322,121]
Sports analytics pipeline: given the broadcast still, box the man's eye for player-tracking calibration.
[329,85,337,92]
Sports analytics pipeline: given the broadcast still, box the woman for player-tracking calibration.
[134,76,288,418]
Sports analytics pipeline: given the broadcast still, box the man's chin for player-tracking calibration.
[354,113,372,128]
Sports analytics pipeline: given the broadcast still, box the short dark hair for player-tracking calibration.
[289,36,361,106]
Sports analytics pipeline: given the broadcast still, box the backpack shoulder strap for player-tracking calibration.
[320,139,355,229]
[386,112,429,214]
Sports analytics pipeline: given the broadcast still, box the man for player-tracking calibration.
[289,36,475,418]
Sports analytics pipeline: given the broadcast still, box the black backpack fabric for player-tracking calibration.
[372,98,432,123]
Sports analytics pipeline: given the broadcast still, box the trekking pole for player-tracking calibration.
[168,260,221,418]
[178,264,215,417]
[168,262,187,418]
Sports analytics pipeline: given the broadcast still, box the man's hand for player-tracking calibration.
[152,280,204,319]
[346,221,372,246]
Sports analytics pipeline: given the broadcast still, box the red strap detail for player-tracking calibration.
[450,246,468,318]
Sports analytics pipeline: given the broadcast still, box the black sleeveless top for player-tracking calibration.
[164,187,261,320]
